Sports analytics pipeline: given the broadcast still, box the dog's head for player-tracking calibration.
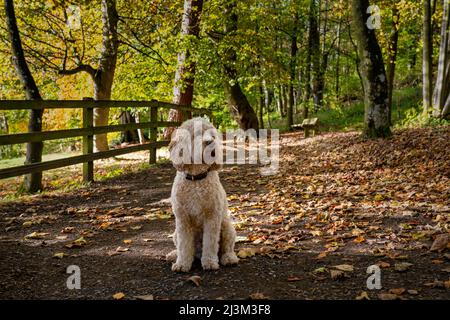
[169,117,223,175]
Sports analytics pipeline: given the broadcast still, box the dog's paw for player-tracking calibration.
[201,257,219,271]
[220,252,239,266]
[166,250,177,263]
[171,262,191,272]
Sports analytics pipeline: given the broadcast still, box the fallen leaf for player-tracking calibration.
[424,280,444,288]
[313,267,328,274]
[237,248,257,259]
[134,295,154,300]
[431,259,443,264]
[61,227,75,234]
[249,292,269,300]
[187,275,201,287]
[287,276,302,282]
[252,238,265,245]
[53,252,67,259]
[259,246,276,254]
[116,246,129,252]
[25,232,49,239]
[407,290,418,295]
[376,261,391,268]
[378,293,399,300]
[354,236,366,244]
[123,239,132,245]
[441,267,450,273]
[394,262,413,272]
[332,264,354,272]
[330,269,345,280]
[355,291,370,300]
[99,222,112,230]
[389,288,406,295]
[235,236,249,243]
[315,252,327,259]
[113,292,125,300]
[22,221,33,227]
[430,234,450,252]
[445,279,450,289]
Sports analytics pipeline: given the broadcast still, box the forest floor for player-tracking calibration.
[0,126,449,300]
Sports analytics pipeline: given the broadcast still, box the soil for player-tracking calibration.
[0,129,449,300]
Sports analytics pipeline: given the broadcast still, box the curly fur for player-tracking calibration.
[166,117,239,272]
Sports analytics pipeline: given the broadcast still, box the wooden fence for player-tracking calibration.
[0,99,210,182]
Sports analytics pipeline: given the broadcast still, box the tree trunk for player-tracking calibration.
[222,0,259,131]
[423,0,433,115]
[120,111,139,143]
[304,41,311,119]
[279,84,286,117]
[352,0,391,138]
[432,0,450,118]
[309,0,321,111]
[258,82,264,129]
[224,82,259,131]
[5,0,43,192]
[135,110,145,144]
[91,0,119,152]
[348,23,365,96]
[387,5,400,124]
[1,112,9,134]
[165,0,204,138]
[335,18,342,97]
[288,12,299,129]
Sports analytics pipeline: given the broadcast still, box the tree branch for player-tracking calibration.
[59,64,97,77]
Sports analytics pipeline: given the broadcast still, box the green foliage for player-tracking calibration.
[0,0,448,159]
[400,107,450,128]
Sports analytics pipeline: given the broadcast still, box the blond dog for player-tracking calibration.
[166,117,239,272]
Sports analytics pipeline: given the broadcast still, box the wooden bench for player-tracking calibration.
[292,118,319,138]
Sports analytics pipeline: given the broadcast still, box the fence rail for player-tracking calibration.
[0,99,211,182]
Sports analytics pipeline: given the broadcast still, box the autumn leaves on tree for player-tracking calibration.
[3,0,450,193]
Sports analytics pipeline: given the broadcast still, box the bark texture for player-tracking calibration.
[5,0,43,192]
[352,0,391,138]
[222,0,259,131]
[166,0,204,139]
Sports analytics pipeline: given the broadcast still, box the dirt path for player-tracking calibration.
[0,128,449,300]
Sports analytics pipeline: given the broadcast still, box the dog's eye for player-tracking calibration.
[204,139,214,146]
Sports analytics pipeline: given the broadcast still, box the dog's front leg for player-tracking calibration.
[172,219,195,272]
[220,215,239,266]
[201,217,221,270]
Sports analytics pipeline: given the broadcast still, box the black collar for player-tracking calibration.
[185,171,209,181]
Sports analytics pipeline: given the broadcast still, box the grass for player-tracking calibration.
[267,87,423,132]
[0,152,80,169]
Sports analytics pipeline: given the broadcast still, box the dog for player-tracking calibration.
[166,117,239,272]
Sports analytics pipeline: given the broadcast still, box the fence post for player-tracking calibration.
[82,97,94,182]
[149,106,157,164]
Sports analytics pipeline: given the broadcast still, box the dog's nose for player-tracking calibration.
[211,149,216,157]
